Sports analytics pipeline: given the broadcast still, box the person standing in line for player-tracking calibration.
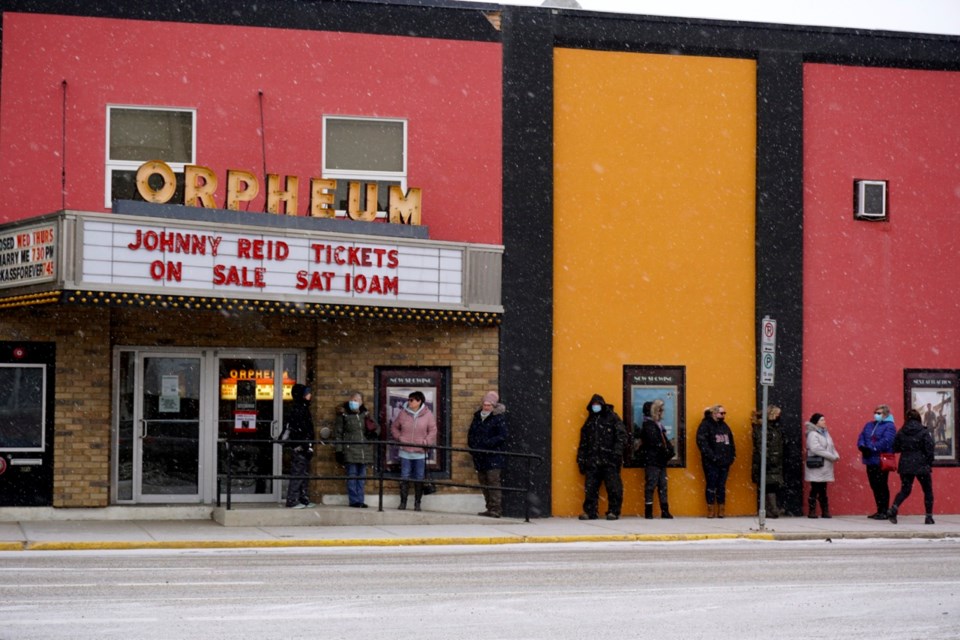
[576,393,628,521]
[282,383,316,509]
[390,391,437,511]
[638,399,674,519]
[696,404,736,518]
[752,405,785,518]
[887,409,936,525]
[468,390,508,518]
[805,412,839,518]
[333,390,379,508]
[856,403,896,519]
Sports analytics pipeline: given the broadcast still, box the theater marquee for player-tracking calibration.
[0,210,503,317]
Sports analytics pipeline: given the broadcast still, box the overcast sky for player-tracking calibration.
[457,0,960,36]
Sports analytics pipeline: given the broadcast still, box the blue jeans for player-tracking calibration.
[400,457,425,481]
[703,463,730,504]
[345,463,367,506]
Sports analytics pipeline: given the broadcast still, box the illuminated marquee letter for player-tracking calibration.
[185,165,219,208]
[226,170,260,210]
[266,174,300,215]
[136,160,177,204]
[388,186,422,225]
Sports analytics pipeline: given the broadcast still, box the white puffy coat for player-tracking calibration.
[804,422,840,482]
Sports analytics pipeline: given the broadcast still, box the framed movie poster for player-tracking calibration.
[375,367,451,475]
[623,365,686,467]
[904,369,958,466]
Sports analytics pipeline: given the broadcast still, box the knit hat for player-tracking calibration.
[482,391,500,405]
[809,413,824,425]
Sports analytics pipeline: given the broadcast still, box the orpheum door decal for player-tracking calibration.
[80,219,464,307]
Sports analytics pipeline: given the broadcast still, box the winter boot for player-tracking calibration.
[707,502,717,519]
[644,503,654,520]
[660,502,673,519]
[765,493,780,518]
[717,504,725,519]
[398,482,408,510]
[925,514,935,525]
[414,483,423,512]
[820,495,831,519]
[807,497,818,518]
[887,504,898,524]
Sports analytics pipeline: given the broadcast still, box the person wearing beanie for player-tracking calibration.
[638,399,674,519]
[887,408,936,525]
[696,404,736,518]
[804,412,840,518]
[576,393,628,520]
[281,383,316,509]
[856,404,896,519]
[467,390,508,517]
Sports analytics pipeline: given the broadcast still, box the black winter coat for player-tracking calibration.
[638,417,673,467]
[752,418,784,487]
[468,404,508,471]
[893,419,935,476]
[282,384,315,452]
[577,395,627,472]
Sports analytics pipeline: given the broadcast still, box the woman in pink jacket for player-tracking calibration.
[390,391,437,511]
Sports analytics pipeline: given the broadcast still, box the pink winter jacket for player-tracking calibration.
[390,404,437,454]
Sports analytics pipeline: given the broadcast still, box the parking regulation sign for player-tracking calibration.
[760,317,776,386]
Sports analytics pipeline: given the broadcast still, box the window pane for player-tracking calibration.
[326,119,404,172]
[0,366,44,450]
[109,108,193,162]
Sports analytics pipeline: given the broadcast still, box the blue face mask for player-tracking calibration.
[349,400,360,411]
[591,404,602,414]
[874,413,883,421]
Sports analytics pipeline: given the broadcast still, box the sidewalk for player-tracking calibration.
[1,507,958,551]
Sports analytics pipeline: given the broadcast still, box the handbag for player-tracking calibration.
[805,454,824,469]
[879,452,898,472]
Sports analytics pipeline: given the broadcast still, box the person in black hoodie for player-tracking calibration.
[282,383,316,509]
[638,399,674,519]
[696,404,736,518]
[887,408,936,525]
[576,393,628,520]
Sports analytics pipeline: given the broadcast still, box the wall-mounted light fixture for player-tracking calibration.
[854,179,888,221]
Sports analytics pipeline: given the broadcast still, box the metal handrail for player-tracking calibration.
[216,436,543,521]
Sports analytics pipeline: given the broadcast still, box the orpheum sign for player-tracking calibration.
[80,217,466,307]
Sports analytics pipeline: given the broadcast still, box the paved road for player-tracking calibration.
[2,539,959,640]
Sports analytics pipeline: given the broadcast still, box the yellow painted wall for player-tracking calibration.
[553,49,757,517]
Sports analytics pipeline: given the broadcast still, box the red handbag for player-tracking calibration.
[879,452,898,472]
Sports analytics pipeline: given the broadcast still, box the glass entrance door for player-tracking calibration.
[138,354,203,501]
[114,349,302,504]
[216,354,290,501]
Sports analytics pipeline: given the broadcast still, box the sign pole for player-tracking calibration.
[758,316,777,531]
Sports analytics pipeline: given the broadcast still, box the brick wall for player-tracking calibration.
[0,303,498,505]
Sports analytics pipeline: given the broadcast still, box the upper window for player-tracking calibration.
[322,116,406,217]
[0,365,45,452]
[105,106,196,208]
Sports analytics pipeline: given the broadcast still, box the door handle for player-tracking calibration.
[139,419,147,439]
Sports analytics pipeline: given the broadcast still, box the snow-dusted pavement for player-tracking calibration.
[1,538,958,639]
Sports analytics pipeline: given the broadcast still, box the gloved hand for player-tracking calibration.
[858,445,872,455]
[335,451,345,466]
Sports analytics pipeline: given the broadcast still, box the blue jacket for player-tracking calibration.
[856,415,896,466]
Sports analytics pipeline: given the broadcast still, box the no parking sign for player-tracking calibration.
[760,317,776,386]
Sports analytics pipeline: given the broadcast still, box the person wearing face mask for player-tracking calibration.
[468,391,508,518]
[856,404,896,519]
[333,390,379,508]
[576,393,628,520]
[638,399,674,519]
